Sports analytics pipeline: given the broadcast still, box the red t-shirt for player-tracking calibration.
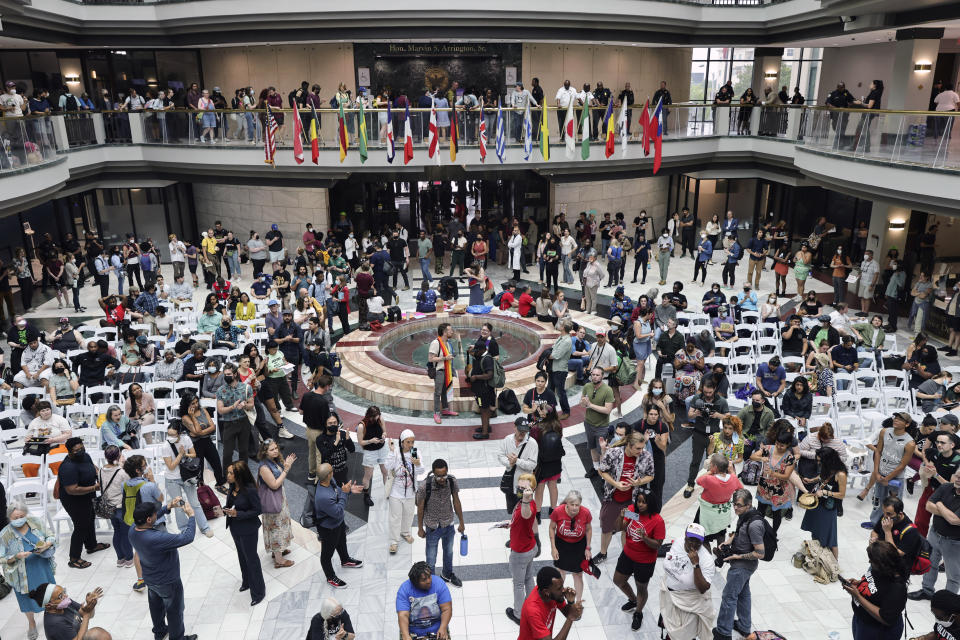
[518,587,564,640]
[549,505,593,544]
[696,473,743,505]
[518,292,535,316]
[623,507,665,564]
[500,291,516,311]
[613,455,637,503]
[509,499,538,553]
[105,304,125,326]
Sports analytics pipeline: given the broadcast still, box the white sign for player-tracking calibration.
[358,67,371,88]
[505,67,517,86]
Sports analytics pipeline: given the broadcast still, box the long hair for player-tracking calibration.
[229,460,256,491]
[868,540,905,581]
[611,430,646,450]
[817,446,847,480]
[127,383,143,417]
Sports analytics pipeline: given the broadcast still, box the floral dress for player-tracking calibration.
[757,450,796,512]
[673,348,704,401]
[260,459,293,554]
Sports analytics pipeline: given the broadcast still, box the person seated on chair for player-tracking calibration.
[830,335,859,374]
[13,336,53,389]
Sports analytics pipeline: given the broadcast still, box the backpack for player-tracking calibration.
[139,253,152,272]
[739,459,763,485]
[197,483,223,520]
[493,291,506,307]
[901,523,933,575]
[122,479,147,525]
[486,355,506,389]
[497,389,520,414]
[729,242,743,261]
[65,94,78,111]
[422,473,458,506]
[387,306,402,322]
[536,348,553,373]
[615,356,637,386]
[737,511,778,562]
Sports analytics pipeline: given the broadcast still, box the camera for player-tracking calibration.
[714,543,734,567]
[691,397,715,415]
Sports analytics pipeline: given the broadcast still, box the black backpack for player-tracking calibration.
[497,389,520,414]
[737,512,778,562]
[65,94,79,111]
[536,347,553,372]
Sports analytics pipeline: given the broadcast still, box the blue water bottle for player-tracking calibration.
[460,534,468,556]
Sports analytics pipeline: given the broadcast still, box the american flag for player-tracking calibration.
[264,104,278,166]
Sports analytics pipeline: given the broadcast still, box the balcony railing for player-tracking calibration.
[1,104,958,175]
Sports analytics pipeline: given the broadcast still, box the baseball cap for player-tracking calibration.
[893,411,912,424]
[58,316,70,325]
[5,81,15,88]
[940,413,959,427]
[595,330,606,337]
[818,315,831,323]
[685,523,706,541]
[268,299,279,306]
[514,417,530,432]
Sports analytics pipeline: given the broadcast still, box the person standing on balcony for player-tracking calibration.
[1,81,25,117]
[826,82,855,146]
[531,78,544,141]
[791,87,805,105]
[617,83,635,136]
[737,89,757,136]
[555,80,577,141]
[196,90,217,143]
[592,81,610,141]
[933,82,960,141]
[511,82,536,143]
[120,88,145,112]
[850,79,883,152]
[652,81,672,134]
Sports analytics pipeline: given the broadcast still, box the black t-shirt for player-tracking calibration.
[300,391,330,430]
[636,418,669,457]
[388,238,407,262]
[265,230,283,252]
[306,610,354,640]
[871,515,922,567]
[781,325,807,355]
[935,620,960,640]
[58,454,97,504]
[931,483,960,539]
[44,602,84,640]
[851,568,907,627]
[523,388,557,413]
[599,221,612,240]
[927,452,960,491]
[273,270,291,296]
[174,338,195,356]
[223,238,240,257]
[801,300,822,316]
[470,354,495,396]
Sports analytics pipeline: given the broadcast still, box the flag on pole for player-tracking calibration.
[450,102,458,162]
[649,98,663,174]
[603,100,615,158]
[309,103,319,164]
[427,98,440,165]
[336,99,348,163]
[403,103,414,165]
[617,99,629,158]
[478,105,487,163]
[522,96,533,161]
[292,101,304,164]
[638,99,651,157]
[579,103,591,160]
[357,99,368,164]
[385,102,395,164]
[495,100,505,164]
[264,104,278,166]
[539,103,550,161]
[564,99,576,159]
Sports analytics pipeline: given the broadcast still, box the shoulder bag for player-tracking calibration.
[499,441,528,495]
[172,442,202,482]
[94,468,122,518]
[258,470,284,514]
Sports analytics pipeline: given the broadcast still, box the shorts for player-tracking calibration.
[475,387,496,410]
[361,446,391,467]
[13,369,51,388]
[554,536,587,573]
[269,250,285,264]
[607,373,621,389]
[585,422,609,451]
[599,498,631,534]
[950,315,960,332]
[615,552,656,584]
[857,280,875,299]
[257,380,276,400]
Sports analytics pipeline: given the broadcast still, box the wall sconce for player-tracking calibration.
[65,75,80,83]
[889,219,906,230]
[90,70,97,79]
[914,62,932,72]
[764,71,777,79]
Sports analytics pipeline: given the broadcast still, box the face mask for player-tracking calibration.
[207,366,217,374]
[769,297,776,303]
[70,449,85,459]
[753,402,763,409]
[223,375,234,384]
[166,436,178,444]
[652,388,663,396]
[10,516,26,527]
[16,321,26,329]
[936,615,955,626]
[56,598,72,610]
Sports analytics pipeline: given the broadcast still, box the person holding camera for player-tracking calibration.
[712,488,766,640]
[682,380,729,500]
[129,497,199,640]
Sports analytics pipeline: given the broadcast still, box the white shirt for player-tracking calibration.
[0,92,25,117]
[344,236,358,259]
[162,434,194,481]
[860,257,880,285]
[555,86,577,107]
[829,310,851,333]
[561,235,578,256]
[934,90,960,112]
[123,95,145,111]
[21,343,53,374]
[496,433,539,492]
[27,414,70,440]
[662,539,716,591]
[578,91,593,106]
[169,241,186,263]
[368,296,384,313]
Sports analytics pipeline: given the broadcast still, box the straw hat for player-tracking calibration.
[796,493,819,510]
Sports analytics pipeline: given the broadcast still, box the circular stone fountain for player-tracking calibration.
[334,313,560,413]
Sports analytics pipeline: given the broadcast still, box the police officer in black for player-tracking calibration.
[591,81,611,141]
[652,81,672,133]
[826,82,855,144]
[618,83,635,135]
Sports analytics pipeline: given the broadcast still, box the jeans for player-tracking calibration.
[832,276,846,305]
[225,253,241,280]
[909,301,930,333]
[716,564,756,636]
[165,478,210,533]
[111,508,134,561]
[549,370,571,414]
[450,250,465,275]
[633,257,648,283]
[583,285,599,314]
[510,547,537,613]
[693,260,708,283]
[869,478,903,525]
[425,523,455,577]
[562,254,573,283]
[419,257,432,283]
[722,262,737,286]
[568,356,590,382]
[71,285,82,311]
[391,260,410,288]
[146,580,185,640]
[921,528,960,595]
[318,522,350,579]
[388,496,416,545]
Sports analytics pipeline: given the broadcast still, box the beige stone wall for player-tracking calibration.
[552,177,670,228]
[192,184,330,248]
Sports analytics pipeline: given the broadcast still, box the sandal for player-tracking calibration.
[281,549,291,556]
[68,558,91,569]
[88,543,111,554]
[273,559,295,568]
[401,534,414,544]
[389,543,398,554]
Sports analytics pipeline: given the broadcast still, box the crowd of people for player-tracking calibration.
[0,200,958,640]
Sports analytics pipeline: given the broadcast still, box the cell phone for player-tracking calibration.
[411,447,419,459]
[622,510,640,522]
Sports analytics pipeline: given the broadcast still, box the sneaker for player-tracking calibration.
[278,427,295,439]
[441,409,459,416]
[133,579,146,592]
[434,413,442,424]
[202,529,214,538]
[591,552,607,564]
[908,589,932,601]
[621,599,637,611]
[584,468,599,479]
[326,577,347,588]
[117,559,125,567]
[307,474,317,483]
[363,491,374,507]
[505,607,521,625]
[939,345,952,352]
[907,478,916,495]
[341,558,363,568]
[948,350,959,357]
[631,610,643,631]
[441,572,463,587]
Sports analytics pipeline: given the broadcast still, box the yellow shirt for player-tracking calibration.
[235,301,257,321]
[201,236,218,255]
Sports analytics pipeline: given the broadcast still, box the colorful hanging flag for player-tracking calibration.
[603,100,615,158]
[450,102,459,162]
[428,98,440,164]
[539,103,549,161]
[357,98,368,164]
[309,103,319,164]
[336,98,348,163]
[638,99,650,157]
[523,96,533,161]
[385,102,395,164]
[617,99,628,158]
[649,98,663,174]
[403,103,414,165]
[292,101,304,164]
[495,100,506,164]
[478,104,487,163]
[264,104,278,166]
[579,103,590,160]
[564,99,576,159]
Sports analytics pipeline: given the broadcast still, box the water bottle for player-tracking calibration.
[460,534,469,556]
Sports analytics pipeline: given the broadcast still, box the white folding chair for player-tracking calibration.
[175,381,200,398]
[859,389,888,429]
[740,311,761,324]
[199,398,220,444]
[883,334,900,355]
[782,356,805,374]
[882,370,908,392]
[857,352,878,371]
[728,356,756,377]
[757,337,780,358]
[4,452,44,485]
[83,385,114,404]
[884,388,914,414]
[733,339,756,359]
[727,374,753,397]
[811,396,835,421]
[6,477,47,521]
[833,372,856,393]
[735,323,757,340]
[854,370,880,392]
[833,391,859,418]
